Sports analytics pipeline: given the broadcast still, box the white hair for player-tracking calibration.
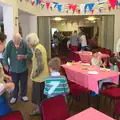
[13,33,22,41]
[26,33,39,45]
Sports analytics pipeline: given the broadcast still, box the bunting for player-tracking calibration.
[109,0,117,9]
[40,2,45,9]
[46,2,50,9]
[31,0,35,5]
[36,0,40,5]
[29,0,119,14]
[57,4,63,12]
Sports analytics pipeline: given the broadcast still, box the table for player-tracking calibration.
[66,107,115,120]
[74,51,109,63]
[62,62,119,94]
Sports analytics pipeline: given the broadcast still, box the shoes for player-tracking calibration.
[10,98,17,104]
[29,110,40,116]
[21,96,29,102]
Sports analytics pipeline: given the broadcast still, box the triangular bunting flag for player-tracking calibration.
[57,4,63,12]
[31,0,35,5]
[36,0,40,5]
[71,5,77,13]
[91,9,94,14]
[46,2,50,9]
[39,0,42,5]
[78,9,80,14]
[40,2,45,9]
[109,0,117,9]
[68,4,72,9]
[87,3,95,12]
[79,4,85,12]
[76,5,81,14]
[53,2,58,8]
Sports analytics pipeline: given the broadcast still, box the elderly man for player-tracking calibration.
[3,33,33,104]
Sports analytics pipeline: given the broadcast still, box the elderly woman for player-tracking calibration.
[26,33,48,115]
[3,33,33,104]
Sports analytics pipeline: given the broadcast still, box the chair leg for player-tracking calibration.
[113,100,116,118]
[97,95,100,110]
[109,99,113,106]
[104,96,107,104]
[87,93,90,107]
[69,98,74,111]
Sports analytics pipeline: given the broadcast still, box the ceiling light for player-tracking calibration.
[54,17,62,21]
[85,16,101,21]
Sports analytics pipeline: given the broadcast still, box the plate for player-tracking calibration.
[66,63,72,66]
[88,71,99,74]
[81,63,90,66]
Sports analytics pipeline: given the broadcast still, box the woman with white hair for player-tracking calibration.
[26,33,48,116]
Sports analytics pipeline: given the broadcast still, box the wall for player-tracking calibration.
[37,17,51,58]
[0,0,18,32]
[19,14,37,38]
[0,0,120,53]
[114,10,120,52]
[51,21,97,32]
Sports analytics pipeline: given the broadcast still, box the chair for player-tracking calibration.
[69,83,90,111]
[40,95,70,120]
[59,56,67,64]
[100,48,105,54]
[117,62,120,71]
[114,100,120,119]
[105,49,111,56]
[0,111,23,120]
[100,87,120,116]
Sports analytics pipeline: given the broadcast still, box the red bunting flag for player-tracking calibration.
[78,10,80,14]
[108,0,117,9]
[71,5,77,13]
[31,0,35,5]
[46,2,50,9]
[39,0,43,4]
[91,9,94,14]
[68,4,72,9]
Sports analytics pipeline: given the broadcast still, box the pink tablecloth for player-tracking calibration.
[66,107,115,120]
[75,51,109,63]
[62,62,119,94]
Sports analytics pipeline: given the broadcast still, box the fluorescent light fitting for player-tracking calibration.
[54,17,62,21]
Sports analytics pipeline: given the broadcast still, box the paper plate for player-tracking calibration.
[88,71,99,74]
[82,63,90,66]
[66,63,72,66]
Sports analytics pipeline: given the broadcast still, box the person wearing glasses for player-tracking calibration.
[2,33,33,104]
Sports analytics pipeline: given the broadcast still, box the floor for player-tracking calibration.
[10,48,116,120]
[10,66,116,120]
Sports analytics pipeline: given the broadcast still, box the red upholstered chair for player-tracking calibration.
[105,49,111,56]
[0,111,23,120]
[100,87,120,116]
[69,83,90,110]
[100,48,106,54]
[40,95,70,120]
[117,62,120,71]
[114,100,120,119]
[59,56,67,64]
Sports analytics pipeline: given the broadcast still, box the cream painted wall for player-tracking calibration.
[0,0,18,32]
[0,0,120,53]
[19,14,37,38]
[51,21,97,32]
